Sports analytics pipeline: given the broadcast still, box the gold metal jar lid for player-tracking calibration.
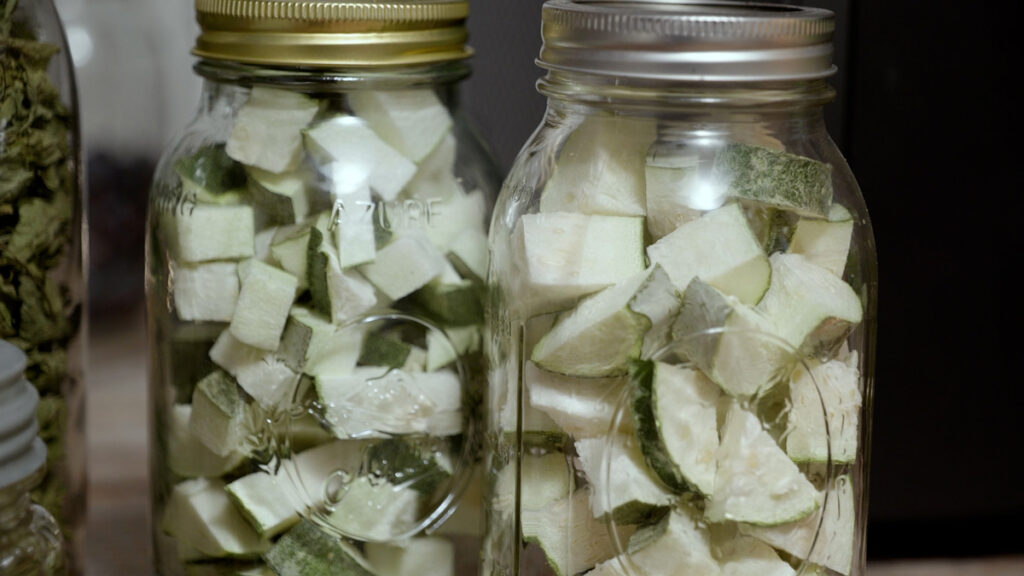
[194,0,472,67]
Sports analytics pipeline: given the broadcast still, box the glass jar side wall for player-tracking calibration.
[484,82,877,576]
[147,66,499,575]
[1,1,86,573]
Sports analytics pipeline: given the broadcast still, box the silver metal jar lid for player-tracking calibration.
[538,0,836,82]
[0,339,45,490]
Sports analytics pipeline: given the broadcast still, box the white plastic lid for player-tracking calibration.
[0,340,46,490]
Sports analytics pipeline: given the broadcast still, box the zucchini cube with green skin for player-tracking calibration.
[574,435,673,524]
[786,354,862,464]
[411,278,483,327]
[175,144,247,197]
[630,360,720,496]
[171,261,239,322]
[315,366,462,438]
[270,223,313,290]
[225,470,302,539]
[674,278,789,397]
[188,370,247,457]
[493,453,574,514]
[161,478,269,560]
[277,306,362,377]
[787,204,855,277]
[755,253,863,357]
[712,144,833,218]
[304,114,416,201]
[532,265,679,378]
[359,233,448,300]
[741,475,856,576]
[706,404,819,526]
[226,87,320,174]
[515,211,646,316]
[540,115,656,217]
[522,487,633,576]
[365,538,456,576]
[647,202,770,305]
[247,167,312,224]
[265,520,375,576]
[589,505,719,576]
[168,404,245,478]
[168,204,255,264]
[229,260,298,351]
[348,89,453,163]
[322,476,422,541]
[307,227,378,324]
[208,330,298,409]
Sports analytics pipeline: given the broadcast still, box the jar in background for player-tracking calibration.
[0,340,67,576]
[0,2,86,573]
[485,2,876,576]
[145,1,500,574]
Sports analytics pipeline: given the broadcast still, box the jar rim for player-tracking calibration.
[538,0,837,82]
[194,0,472,67]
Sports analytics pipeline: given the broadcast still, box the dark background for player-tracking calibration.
[460,0,1020,561]
[79,0,1018,562]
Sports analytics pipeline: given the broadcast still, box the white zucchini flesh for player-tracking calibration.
[229,260,298,351]
[358,233,448,301]
[524,361,628,439]
[673,278,790,398]
[226,88,321,174]
[644,151,712,239]
[514,212,646,315]
[493,452,574,514]
[755,253,863,356]
[522,487,633,576]
[717,533,796,576]
[423,188,488,252]
[631,361,720,496]
[787,207,854,278]
[315,366,462,438]
[304,114,416,201]
[208,330,299,410]
[706,404,819,526]
[247,167,311,224]
[589,505,720,576]
[540,115,656,217]
[646,202,770,305]
[575,435,673,523]
[530,266,676,378]
[171,261,239,322]
[741,475,856,576]
[169,204,255,264]
[405,132,461,201]
[161,478,269,560]
[347,89,453,163]
[786,356,862,464]
[167,404,245,478]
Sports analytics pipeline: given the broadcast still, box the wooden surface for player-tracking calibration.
[82,311,1024,575]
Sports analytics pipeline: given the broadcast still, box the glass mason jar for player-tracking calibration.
[0,1,86,573]
[145,1,499,574]
[1,340,67,576]
[485,3,877,576]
